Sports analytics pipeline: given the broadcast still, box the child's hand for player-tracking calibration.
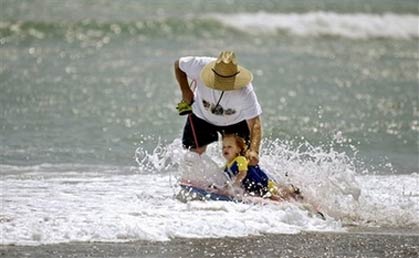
[224,182,244,197]
[231,183,244,197]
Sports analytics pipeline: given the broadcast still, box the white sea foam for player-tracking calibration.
[1,139,418,245]
[0,171,336,245]
[209,12,419,39]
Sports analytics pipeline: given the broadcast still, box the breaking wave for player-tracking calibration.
[209,11,419,39]
[1,11,417,45]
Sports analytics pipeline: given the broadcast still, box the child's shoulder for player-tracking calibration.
[234,156,248,167]
[226,156,249,169]
[234,155,247,162]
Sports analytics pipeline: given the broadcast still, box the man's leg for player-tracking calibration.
[180,114,223,188]
[182,114,218,154]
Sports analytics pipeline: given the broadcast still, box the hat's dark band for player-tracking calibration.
[211,68,240,78]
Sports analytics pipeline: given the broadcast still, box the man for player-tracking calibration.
[174,51,262,165]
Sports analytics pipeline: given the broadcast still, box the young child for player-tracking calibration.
[222,133,301,201]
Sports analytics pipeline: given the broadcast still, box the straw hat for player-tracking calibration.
[200,51,253,91]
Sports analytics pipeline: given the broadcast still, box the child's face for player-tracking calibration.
[222,136,241,162]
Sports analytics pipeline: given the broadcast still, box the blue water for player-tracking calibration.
[1,0,419,246]
[1,1,417,173]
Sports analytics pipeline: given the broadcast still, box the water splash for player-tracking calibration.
[1,138,416,245]
[134,138,185,174]
[133,137,419,228]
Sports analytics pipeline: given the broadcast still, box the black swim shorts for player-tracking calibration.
[182,113,250,150]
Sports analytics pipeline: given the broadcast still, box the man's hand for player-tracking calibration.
[246,149,259,166]
[176,100,192,116]
[246,116,262,166]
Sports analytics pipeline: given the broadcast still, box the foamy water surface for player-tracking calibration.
[1,139,418,246]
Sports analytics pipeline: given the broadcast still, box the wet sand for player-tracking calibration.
[1,231,418,258]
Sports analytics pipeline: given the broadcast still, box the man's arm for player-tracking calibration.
[174,60,194,104]
[246,115,262,165]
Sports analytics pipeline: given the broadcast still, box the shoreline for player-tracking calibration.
[2,231,418,258]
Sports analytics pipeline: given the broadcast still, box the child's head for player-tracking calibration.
[222,134,247,162]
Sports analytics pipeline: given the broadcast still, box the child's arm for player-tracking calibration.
[233,169,247,187]
[232,156,248,187]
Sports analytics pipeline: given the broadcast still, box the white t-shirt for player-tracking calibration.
[179,56,262,126]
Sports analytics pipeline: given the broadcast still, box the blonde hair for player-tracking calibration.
[222,134,247,156]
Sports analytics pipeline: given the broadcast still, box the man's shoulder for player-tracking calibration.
[179,56,216,64]
[178,56,215,75]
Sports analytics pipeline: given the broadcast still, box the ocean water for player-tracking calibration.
[1,0,418,245]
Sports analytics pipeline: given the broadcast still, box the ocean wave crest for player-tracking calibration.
[0,18,239,45]
[1,12,417,44]
[209,11,419,39]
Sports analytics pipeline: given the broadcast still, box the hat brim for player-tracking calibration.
[200,61,253,91]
